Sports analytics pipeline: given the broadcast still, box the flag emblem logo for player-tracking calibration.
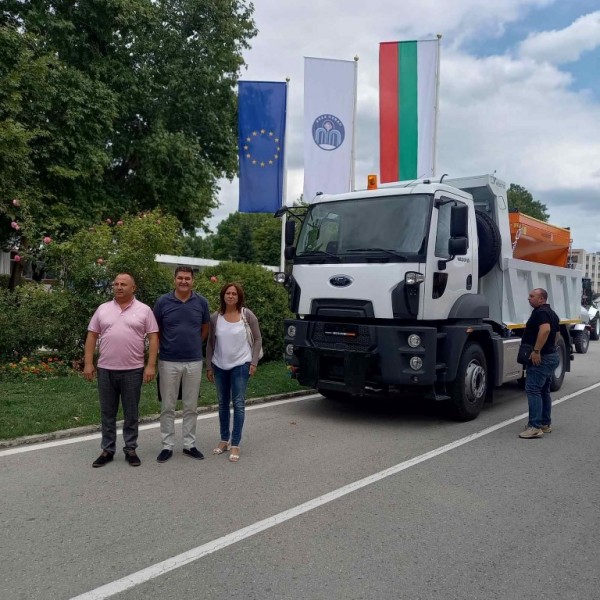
[243,129,281,168]
[312,114,345,151]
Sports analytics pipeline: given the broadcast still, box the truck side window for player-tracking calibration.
[435,201,453,259]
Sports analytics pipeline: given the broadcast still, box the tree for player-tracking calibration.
[210,212,281,265]
[507,184,549,222]
[1,0,256,243]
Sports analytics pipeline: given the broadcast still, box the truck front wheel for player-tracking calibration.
[448,342,487,421]
[590,318,600,341]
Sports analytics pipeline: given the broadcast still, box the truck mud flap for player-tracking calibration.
[344,352,369,395]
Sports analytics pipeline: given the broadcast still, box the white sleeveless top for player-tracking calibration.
[212,313,252,370]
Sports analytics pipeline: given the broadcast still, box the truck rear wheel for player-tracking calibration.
[550,337,566,391]
[475,210,502,278]
[573,330,589,354]
[448,341,487,421]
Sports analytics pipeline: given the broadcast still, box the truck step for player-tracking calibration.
[435,363,446,371]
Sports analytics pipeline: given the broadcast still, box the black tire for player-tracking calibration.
[475,210,502,278]
[550,336,566,392]
[590,318,600,341]
[573,331,589,354]
[448,341,488,421]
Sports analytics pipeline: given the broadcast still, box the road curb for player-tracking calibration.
[0,389,314,449]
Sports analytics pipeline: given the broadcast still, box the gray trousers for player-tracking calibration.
[97,367,144,453]
[158,360,202,450]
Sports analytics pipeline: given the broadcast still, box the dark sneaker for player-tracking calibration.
[183,447,204,460]
[156,449,173,463]
[124,449,141,466]
[92,451,114,468]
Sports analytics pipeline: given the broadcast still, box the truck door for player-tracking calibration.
[421,195,476,320]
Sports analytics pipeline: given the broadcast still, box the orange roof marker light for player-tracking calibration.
[367,174,378,190]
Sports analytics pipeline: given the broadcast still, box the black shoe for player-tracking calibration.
[92,451,114,468]
[124,449,141,467]
[183,447,204,460]
[156,449,173,463]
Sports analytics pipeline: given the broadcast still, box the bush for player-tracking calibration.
[0,283,78,360]
[193,262,291,361]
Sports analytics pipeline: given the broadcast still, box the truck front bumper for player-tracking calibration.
[284,319,439,393]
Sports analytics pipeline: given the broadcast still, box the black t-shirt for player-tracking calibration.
[522,304,560,354]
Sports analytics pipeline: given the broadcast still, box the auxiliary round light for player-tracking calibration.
[408,334,421,348]
[409,356,423,370]
[285,344,295,356]
[287,325,297,338]
[273,272,287,284]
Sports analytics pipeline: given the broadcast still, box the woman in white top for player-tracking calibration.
[206,282,262,462]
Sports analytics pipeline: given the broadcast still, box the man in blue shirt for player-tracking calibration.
[154,266,210,462]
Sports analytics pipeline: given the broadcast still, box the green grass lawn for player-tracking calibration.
[0,361,305,441]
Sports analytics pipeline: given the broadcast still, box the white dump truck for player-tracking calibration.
[279,174,581,420]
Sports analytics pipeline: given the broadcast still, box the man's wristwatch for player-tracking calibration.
[532,349,540,354]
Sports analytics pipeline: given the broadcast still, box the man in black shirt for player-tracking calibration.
[519,288,560,439]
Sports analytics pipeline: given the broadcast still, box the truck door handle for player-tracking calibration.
[466,275,472,290]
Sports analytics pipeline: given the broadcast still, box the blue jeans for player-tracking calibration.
[212,362,250,447]
[525,352,560,429]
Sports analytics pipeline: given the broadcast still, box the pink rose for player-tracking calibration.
[13,255,21,262]
[156,219,161,224]
[97,258,104,265]
[12,199,20,207]
[10,221,19,230]
[210,276,218,283]
[106,218,112,225]
[117,220,123,226]
[43,236,52,245]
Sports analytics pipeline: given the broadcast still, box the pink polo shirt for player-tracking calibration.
[88,297,159,370]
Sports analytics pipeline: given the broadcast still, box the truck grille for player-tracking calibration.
[312,322,373,352]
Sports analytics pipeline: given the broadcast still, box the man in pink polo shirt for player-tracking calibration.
[84,273,159,468]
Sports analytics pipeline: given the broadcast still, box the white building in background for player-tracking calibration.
[570,249,600,293]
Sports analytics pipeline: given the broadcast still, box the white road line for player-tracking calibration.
[0,394,322,457]
[69,382,600,600]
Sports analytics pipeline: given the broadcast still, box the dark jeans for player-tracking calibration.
[524,352,560,429]
[212,362,250,447]
[97,367,144,453]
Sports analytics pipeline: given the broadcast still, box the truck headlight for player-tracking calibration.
[408,334,421,348]
[287,325,296,338]
[409,356,423,370]
[285,344,294,356]
[274,272,287,284]
[405,271,425,285]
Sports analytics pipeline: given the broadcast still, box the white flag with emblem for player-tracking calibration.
[303,57,357,203]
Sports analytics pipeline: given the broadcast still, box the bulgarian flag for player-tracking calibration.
[379,39,439,182]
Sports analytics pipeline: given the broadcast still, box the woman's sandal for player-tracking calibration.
[229,447,240,462]
[212,441,230,455]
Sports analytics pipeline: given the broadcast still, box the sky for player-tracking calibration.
[210,0,600,252]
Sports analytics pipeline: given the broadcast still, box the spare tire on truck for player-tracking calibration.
[475,210,502,278]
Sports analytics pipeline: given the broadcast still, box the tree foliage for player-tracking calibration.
[507,184,549,222]
[1,0,256,245]
[190,212,281,265]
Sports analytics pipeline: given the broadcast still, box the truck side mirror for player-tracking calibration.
[284,246,296,260]
[448,237,468,256]
[450,204,468,238]
[285,220,296,246]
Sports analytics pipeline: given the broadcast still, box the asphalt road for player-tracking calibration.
[1,343,599,600]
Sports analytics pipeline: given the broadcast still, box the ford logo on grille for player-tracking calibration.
[329,275,353,287]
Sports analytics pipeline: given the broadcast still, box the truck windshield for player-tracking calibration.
[295,194,431,263]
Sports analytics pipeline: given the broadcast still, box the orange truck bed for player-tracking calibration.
[509,211,571,267]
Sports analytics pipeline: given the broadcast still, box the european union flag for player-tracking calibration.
[238,81,287,213]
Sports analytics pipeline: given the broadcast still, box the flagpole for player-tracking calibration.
[432,33,442,178]
[351,55,359,191]
[280,77,290,272]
